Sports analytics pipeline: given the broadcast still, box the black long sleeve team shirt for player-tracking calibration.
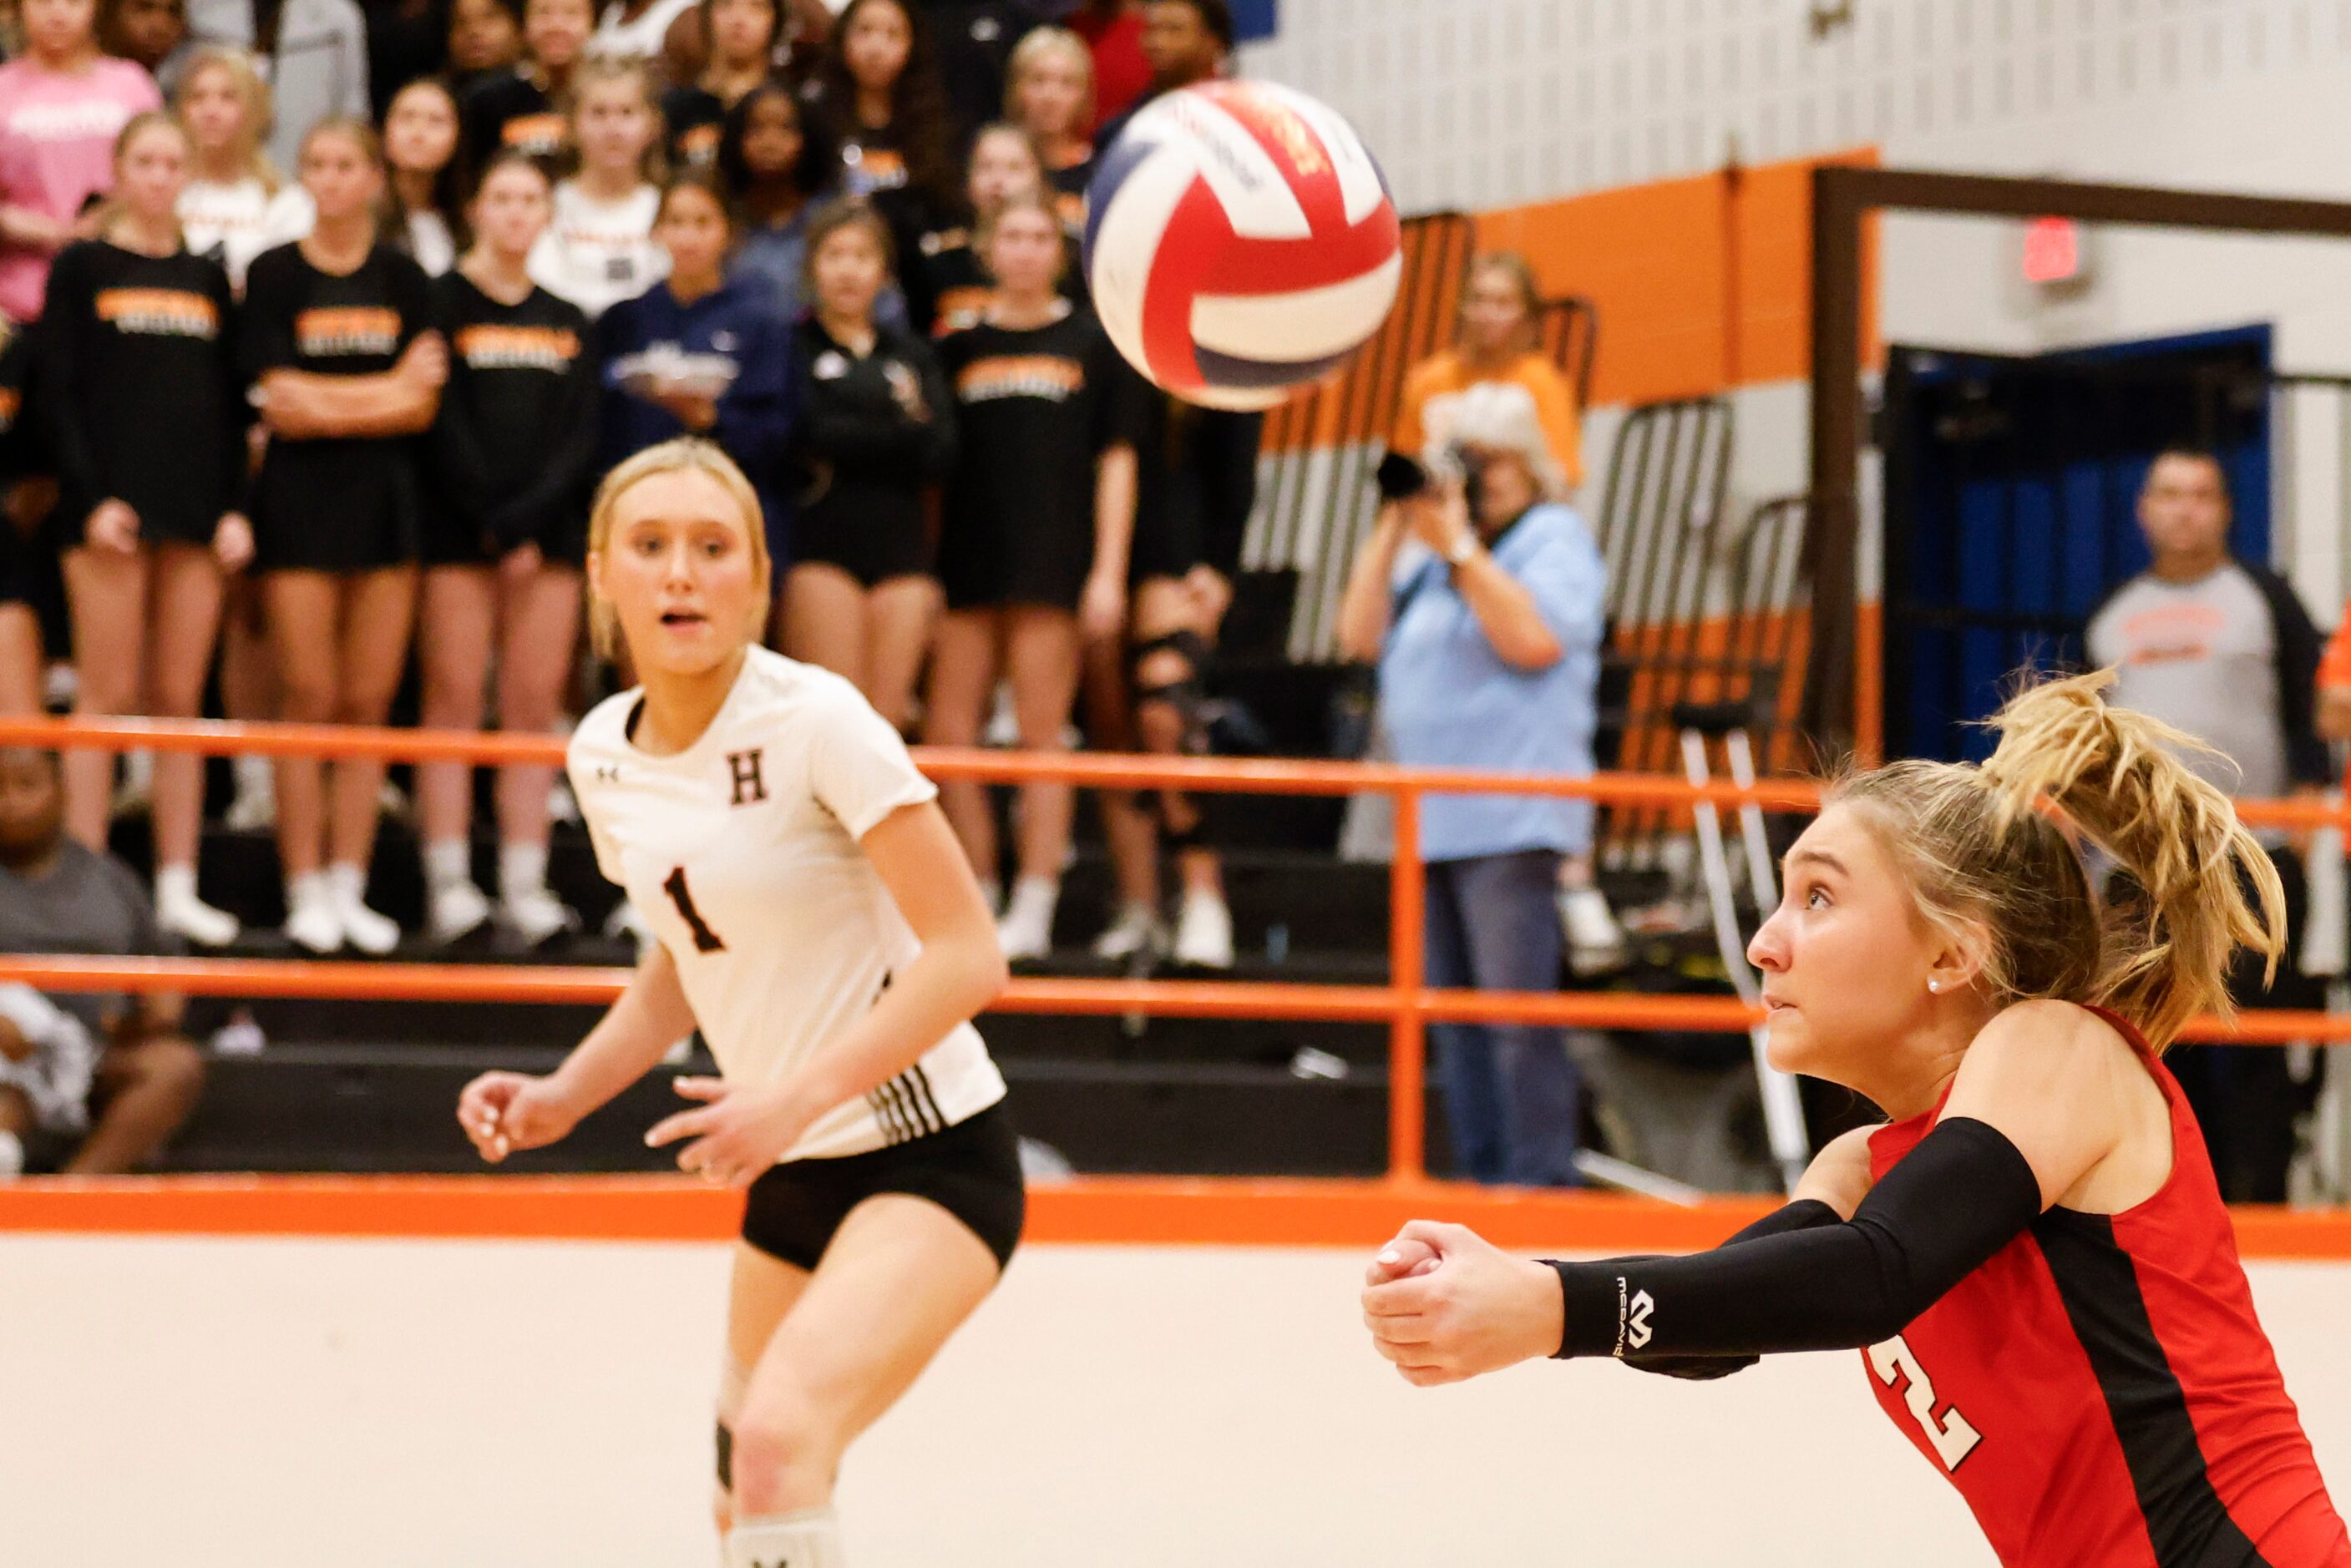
[429,271,600,560]
[41,240,245,547]
[790,316,956,545]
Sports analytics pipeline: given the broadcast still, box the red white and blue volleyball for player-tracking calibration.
[1085,80,1403,412]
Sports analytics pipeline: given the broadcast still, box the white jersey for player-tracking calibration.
[403,210,456,277]
[589,0,697,61]
[568,648,1006,1161]
[177,177,313,291]
[529,180,668,318]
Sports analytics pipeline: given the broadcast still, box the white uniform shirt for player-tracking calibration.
[568,648,1006,1161]
[403,210,456,277]
[589,0,697,61]
[529,180,669,318]
[177,178,314,291]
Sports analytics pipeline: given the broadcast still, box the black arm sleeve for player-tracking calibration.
[1619,1199,1844,1380]
[909,337,956,481]
[38,245,103,518]
[212,271,248,519]
[1547,1118,2040,1360]
[2248,561,2332,787]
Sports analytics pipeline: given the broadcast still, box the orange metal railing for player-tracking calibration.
[1,715,2347,1185]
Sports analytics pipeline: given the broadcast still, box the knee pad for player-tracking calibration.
[1129,630,1210,738]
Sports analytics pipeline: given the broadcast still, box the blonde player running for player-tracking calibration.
[457,438,1021,1568]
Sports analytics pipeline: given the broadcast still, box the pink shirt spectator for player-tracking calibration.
[0,57,162,320]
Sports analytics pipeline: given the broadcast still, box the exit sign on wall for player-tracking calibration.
[2021,215,2095,291]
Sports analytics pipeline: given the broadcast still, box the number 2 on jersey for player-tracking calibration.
[1869,1334,1982,1470]
[662,867,727,953]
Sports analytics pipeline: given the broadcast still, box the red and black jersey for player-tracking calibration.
[1864,1007,2350,1567]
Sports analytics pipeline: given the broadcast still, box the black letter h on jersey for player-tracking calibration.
[728,749,768,806]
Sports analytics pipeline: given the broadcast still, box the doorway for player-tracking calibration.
[1881,324,2272,761]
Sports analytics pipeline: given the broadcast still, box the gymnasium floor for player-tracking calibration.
[8,1234,2348,1566]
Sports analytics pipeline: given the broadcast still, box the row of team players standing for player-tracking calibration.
[3,94,1257,964]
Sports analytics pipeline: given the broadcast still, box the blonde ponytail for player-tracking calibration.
[1977,669,2285,1050]
[1829,670,2286,1052]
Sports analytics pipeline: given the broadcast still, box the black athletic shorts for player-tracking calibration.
[1127,504,1198,587]
[738,1100,1026,1272]
[418,511,588,570]
[0,516,35,607]
[790,513,933,590]
[789,480,934,590]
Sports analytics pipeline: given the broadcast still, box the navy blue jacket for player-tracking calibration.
[596,276,798,544]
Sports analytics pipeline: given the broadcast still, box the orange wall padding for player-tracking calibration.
[1476,146,1882,406]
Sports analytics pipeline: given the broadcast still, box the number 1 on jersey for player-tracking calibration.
[1869,1334,1982,1471]
[663,867,726,953]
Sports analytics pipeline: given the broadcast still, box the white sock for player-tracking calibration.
[325,862,370,907]
[286,869,328,910]
[1009,874,1058,915]
[726,1509,844,1568]
[498,840,549,899]
[0,1129,23,1179]
[155,863,200,904]
[977,877,1003,915]
[235,752,272,797]
[423,839,472,893]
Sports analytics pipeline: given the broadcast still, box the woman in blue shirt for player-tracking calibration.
[598,172,797,572]
[717,80,834,321]
[1335,382,1606,1187]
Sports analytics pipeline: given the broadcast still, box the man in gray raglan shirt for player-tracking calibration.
[2086,447,2330,1202]
[0,749,205,1177]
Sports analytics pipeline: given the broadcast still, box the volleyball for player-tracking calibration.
[1084,79,1403,412]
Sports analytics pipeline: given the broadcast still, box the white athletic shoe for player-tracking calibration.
[996,878,1059,963]
[1091,902,1169,963]
[109,750,154,819]
[546,778,581,825]
[210,1010,267,1057]
[327,865,401,956]
[156,882,241,948]
[1559,885,1629,976]
[982,682,1019,747]
[428,879,493,944]
[283,879,345,954]
[224,760,276,832]
[1172,891,1235,970]
[503,886,579,948]
[0,1129,22,1181]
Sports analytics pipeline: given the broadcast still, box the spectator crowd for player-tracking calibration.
[3,0,2318,1211]
[0,0,1355,1173]
[0,0,1275,966]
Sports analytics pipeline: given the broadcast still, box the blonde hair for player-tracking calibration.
[1004,26,1094,136]
[1460,250,1541,349]
[975,184,1065,285]
[585,439,772,659]
[94,112,190,245]
[569,56,666,181]
[1832,670,2286,1053]
[174,47,282,191]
